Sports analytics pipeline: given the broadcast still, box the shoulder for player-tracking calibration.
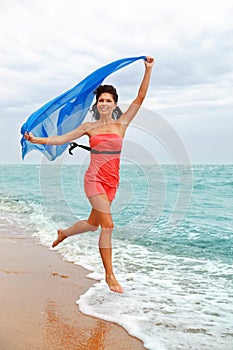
[80,121,95,132]
[116,98,142,127]
[82,121,99,135]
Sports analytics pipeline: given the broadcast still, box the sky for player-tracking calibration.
[0,0,232,164]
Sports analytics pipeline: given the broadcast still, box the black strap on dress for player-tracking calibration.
[68,142,121,155]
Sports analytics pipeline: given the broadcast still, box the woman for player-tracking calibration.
[24,56,154,293]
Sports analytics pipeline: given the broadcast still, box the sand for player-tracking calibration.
[0,222,145,350]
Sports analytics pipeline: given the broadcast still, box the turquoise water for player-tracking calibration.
[0,164,232,349]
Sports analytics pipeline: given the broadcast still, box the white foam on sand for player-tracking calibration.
[2,196,233,350]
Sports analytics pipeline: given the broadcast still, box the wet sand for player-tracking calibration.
[0,224,145,350]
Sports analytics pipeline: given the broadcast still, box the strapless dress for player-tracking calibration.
[84,133,122,201]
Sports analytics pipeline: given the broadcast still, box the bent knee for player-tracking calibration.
[90,225,99,232]
[101,222,114,230]
[85,220,99,232]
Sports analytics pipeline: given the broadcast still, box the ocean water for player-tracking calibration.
[0,163,232,350]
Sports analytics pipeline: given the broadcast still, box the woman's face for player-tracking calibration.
[97,93,116,117]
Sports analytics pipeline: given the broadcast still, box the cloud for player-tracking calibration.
[0,0,233,163]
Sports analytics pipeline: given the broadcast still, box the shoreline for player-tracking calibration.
[0,222,145,350]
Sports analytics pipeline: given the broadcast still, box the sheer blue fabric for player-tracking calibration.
[21,56,146,160]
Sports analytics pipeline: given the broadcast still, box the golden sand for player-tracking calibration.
[0,226,145,350]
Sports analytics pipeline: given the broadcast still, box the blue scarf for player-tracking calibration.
[20,56,146,160]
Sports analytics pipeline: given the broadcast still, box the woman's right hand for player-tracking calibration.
[24,131,36,143]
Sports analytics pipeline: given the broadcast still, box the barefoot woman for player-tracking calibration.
[24,56,154,293]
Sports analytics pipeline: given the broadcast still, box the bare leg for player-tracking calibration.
[100,249,123,293]
[52,210,99,248]
[99,228,123,293]
[89,195,123,293]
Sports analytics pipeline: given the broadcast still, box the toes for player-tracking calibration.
[52,230,66,248]
[110,285,124,294]
[52,240,58,248]
[106,275,124,293]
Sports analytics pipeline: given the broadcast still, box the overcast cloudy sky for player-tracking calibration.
[0,0,232,164]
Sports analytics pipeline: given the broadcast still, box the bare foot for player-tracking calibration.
[106,273,124,293]
[52,229,67,248]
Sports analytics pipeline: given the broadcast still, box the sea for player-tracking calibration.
[0,163,232,350]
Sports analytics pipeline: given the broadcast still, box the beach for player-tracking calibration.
[0,220,145,350]
[1,164,233,350]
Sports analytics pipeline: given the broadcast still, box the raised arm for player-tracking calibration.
[24,122,91,145]
[120,56,154,126]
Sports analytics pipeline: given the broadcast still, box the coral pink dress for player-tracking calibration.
[84,133,123,201]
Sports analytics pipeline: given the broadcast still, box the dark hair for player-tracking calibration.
[90,84,122,120]
[94,85,118,103]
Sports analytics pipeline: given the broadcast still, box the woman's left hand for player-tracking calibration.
[145,56,154,69]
